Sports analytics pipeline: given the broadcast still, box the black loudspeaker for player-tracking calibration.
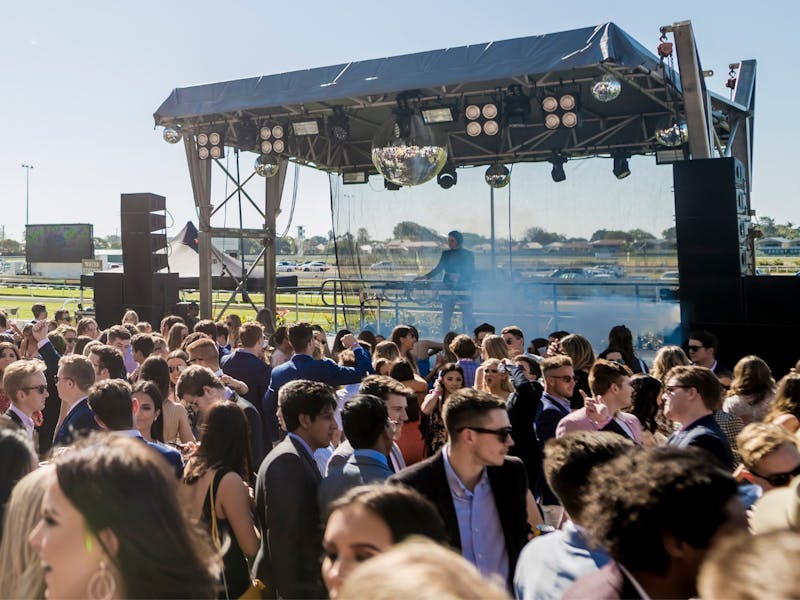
[93,272,125,329]
[673,158,749,325]
[123,273,180,327]
[120,193,170,309]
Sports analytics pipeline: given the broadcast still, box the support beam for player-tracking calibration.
[262,159,289,334]
[183,136,213,318]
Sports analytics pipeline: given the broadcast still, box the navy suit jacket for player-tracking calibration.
[222,349,271,427]
[54,398,100,447]
[668,413,734,470]
[262,347,373,445]
[533,394,571,504]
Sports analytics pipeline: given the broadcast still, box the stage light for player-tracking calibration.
[591,74,622,102]
[483,120,500,136]
[328,108,351,141]
[260,140,273,154]
[559,94,576,111]
[372,107,447,187]
[655,120,688,147]
[292,120,319,136]
[485,163,510,188]
[612,152,631,179]
[437,164,457,189]
[196,130,224,160]
[466,121,483,137]
[544,114,561,130]
[384,178,401,191]
[163,127,181,144]
[465,104,481,120]
[273,139,285,154]
[342,171,368,184]
[272,125,284,139]
[259,126,272,140]
[482,103,498,119]
[254,154,279,178]
[421,107,454,124]
[550,154,567,182]
[540,93,581,130]
[541,96,558,113]
[561,112,579,128]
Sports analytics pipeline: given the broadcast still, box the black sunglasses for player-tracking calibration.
[458,425,513,443]
[751,464,800,488]
[687,345,704,352]
[21,385,47,394]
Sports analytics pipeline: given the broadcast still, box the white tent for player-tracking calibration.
[167,222,245,278]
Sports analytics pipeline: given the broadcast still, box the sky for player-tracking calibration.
[1,0,796,244]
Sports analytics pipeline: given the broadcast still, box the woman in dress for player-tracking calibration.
[723,355,776,424]
[139,356,195,443]
[420,363,464,457]
[650,345,690,383]
[764,373,800,433]
[473,334,510,390]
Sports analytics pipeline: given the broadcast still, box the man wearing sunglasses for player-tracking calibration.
[389,388,529,591]
[686,330,729,375]
[737,422,800,492]
[2,359,48,441]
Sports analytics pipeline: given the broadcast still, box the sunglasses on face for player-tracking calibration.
[549,375,577,383]
[21,385,47,394]
[459,425,513,443]
[687,345,704,352]
[751,464,800,488]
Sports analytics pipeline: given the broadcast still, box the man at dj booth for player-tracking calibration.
[416,230,475,334]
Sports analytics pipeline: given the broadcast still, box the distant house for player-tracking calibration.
[757,237,800,256]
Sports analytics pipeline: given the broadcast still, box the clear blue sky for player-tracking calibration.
[2,0,795,243]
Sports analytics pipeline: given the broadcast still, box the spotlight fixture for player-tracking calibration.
[327,108,350,142]
[421,107,455,124]
[503,84,531,125]
[485,164,510,188]
[292,120,319,136]
[437,164,457,189]
[163,127,181,144]
[540,93,581,129]
[342,171,368,185]
[550,153,567,183]
[464,100,500,136]
[259,124,286,154]
[196,130,224,160]
[612,152,631,179]
[384,178,401,191]
[254,154,279,178]
[591,74,622,102]
[655,120,689,147]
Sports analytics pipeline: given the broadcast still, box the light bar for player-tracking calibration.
[421,107,454,124]
[292,120,319,135]
[342,171,368,184]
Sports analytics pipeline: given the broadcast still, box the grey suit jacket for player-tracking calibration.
[318,451,393,515]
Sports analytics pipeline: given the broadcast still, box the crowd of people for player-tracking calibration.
[1,303,799,599]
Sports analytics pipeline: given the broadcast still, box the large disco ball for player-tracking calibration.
[163,127,182,144]
[655,120,689,147]
[590,74,622,103]
[254,154,279,178]
[371,114,447,186]
[485,164,510,188]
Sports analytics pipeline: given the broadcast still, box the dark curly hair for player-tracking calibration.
[582,447,739,574]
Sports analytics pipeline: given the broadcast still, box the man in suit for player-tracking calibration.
[253,379,336,599]
[88,345,126,381]
[687,330,730,375]
[264,322,372,447]
[221,321,271,420]
[663,365,734,470]
[88,378,183,477]
[194,318,230,363]
[53,354,99,447]
[389,388,528,589]
[318,394,394,513]
[2,359,48,441]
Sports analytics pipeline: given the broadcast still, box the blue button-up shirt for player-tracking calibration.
[442,444,508,581]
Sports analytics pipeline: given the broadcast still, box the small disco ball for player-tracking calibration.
[485,164,510,188]
[254,155,279,178]
[590,74,622,102]
[655,121,689,147]
[162,127,182,144]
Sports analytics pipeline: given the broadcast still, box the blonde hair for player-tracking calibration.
[650,345,690,382]
[0,466,52,599]
[373,341,400,364]
[559,334,596,372]
[737,422,798,471]
[481,335,510,361]
[339,538,508,600]
[2,359,46,401]
[479,358,513,396]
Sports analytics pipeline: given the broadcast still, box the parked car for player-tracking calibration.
[276,261,295,272]
[590,264,625,278]
[550,267,592,279]
[660,271,679,281]
[300,261,331,272]
[369,261,397,270]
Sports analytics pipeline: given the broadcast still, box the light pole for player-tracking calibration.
[21,164,34,225]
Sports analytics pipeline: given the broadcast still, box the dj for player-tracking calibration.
[417,230,475,334]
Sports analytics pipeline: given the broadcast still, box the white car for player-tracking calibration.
[276,261,295,272]
[300,261,331,272]
[369,261,396,270]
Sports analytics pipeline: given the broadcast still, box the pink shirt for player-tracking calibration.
[555,407,644,445]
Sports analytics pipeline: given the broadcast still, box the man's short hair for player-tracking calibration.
[737,423,798,472]
[541,355,573,375]
[288,322,314,352]
[514,355,542,379]
[193,319,218,338]
[689,330,718,353]
[544,432,634,521]
[47,332,67,355]
[32,303,46,318]
[90,345,125,379]
[279,379,336,432]
[359,374,414,401]
[583,447,739,575]
[342,394,389,449]
[107,325,131,343]
[2,359,46,401]
[54,309,71,322]
[175,365,223,399]
[501,325,524,340]
[88,379,134,430]
[131,333,155,358]
[442,388,507,440]
[449,334,476,359]
[664,365,722,410]
[76,317,98,336]
[239,322,264,348]
[473,322,495,337]
[588,359,633,395]
[160,315,185,335]
[58,354,96,391]
[215,321,228,339]
[186,338,219,365]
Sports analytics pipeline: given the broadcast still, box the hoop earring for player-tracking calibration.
[87,560,116,600]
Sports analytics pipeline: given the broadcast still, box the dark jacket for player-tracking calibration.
[221,350,271,418]
[53,398,100,447]
[668,413,734,470]
[507,370,544,494]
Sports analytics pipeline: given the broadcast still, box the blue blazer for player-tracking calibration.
[222,349,271,416]
[54,398,100,447]
[262,347,373,445]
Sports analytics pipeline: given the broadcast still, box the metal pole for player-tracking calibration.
[490,186,496,279]
[21,164,33,225]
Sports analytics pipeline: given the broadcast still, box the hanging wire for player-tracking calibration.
[278,163,300,238]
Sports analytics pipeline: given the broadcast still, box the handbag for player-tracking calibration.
[209,471,266,600]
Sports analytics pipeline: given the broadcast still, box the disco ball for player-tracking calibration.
[254,155,279,178]
[371,113,447,186]
[163,127,182,144]
[485,164,510,188]
[655,121,689,147]
[590,74,622,102]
